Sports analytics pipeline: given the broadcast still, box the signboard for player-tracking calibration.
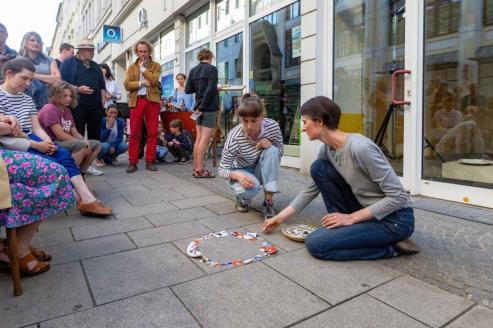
[103,25,122,44]
[161,74,174,98]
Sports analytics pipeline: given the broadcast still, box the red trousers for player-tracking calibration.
[128,97,160,164]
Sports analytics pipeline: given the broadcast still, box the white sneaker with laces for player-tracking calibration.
[87,165,104,176]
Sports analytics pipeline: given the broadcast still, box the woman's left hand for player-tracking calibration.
[322,213,354,229]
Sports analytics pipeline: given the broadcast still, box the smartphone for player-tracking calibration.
[191,111,202,121]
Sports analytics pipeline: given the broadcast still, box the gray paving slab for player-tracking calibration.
[265,249,401,305]
[82,243,204,304]
[369,275,473,327]
[38,213,106,231]
[204,200,238,215]
[170,195,232,209]
[170,184,216,197]
[72,216,153,241]
[40,288,199,328]
[92,193,133,209]
[172,262,329,328]
[294,294,427,328]
[44,234,136,265]
[32,227,74,248]
[113,202,179,219]
[144,207,217,226]
[447,305,493,328]
[241,222,306,252]
[105,175,160,188]
[128,221,212,247]
[122,189,187,206]
[0,262,92,328]
[198,212,263,230]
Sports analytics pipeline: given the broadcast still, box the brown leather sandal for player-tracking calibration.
[193,169,215,178]
[30,246,52,262]
[18,252,50,277]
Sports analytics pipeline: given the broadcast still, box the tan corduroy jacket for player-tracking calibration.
[124,58,161,108]
[0,157,12,210]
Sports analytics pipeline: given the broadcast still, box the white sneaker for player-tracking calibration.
[87,165,104,176]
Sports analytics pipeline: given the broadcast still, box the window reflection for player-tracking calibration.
[216,0,245,32]
[186,5,210,47]
[249,1,301,145]
[423,0,493,188]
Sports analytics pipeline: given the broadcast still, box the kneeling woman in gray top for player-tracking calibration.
[263,96,418,261]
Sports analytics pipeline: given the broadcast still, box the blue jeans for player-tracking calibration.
[28,134,81,178]
[97,142,128,163]
[304,159,415,261]
[228,146,280,200]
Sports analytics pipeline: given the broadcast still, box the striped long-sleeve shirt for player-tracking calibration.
[219,118,284,178]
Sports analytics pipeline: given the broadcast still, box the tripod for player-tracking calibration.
[374,103,402,160]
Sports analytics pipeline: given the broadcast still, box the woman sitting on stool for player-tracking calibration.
[263,96,419,261]
[219,93,283,220]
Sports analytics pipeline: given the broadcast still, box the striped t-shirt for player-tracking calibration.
[0,89,37,132]
[219,118,284,178]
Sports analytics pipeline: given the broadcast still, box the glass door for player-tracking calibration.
[333,0,408,178]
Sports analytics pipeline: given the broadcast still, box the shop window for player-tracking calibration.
[485,0,493,26]
[250,0,285,17]
[249,1,301,145]
[160,28,175,60]
[216,0,245,32]
[216,33,243,85]
[425,0,461,38]
[186,5,210,47]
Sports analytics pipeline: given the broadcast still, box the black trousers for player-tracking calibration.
[168,143,191,160]
[71,103,104,140]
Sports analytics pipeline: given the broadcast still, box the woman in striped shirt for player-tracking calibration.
[219,93,283,219]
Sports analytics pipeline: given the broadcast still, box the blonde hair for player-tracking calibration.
[19,31,46,58]
[48,81,78,108]
[197,48,213,61]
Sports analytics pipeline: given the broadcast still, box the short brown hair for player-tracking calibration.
[176,73,187,80]
[48,81,78,108]
[170,119,183,130]
[197,48,213,61]
[133,41,152,56]
[300,96,341,130]
[237,93,265,118]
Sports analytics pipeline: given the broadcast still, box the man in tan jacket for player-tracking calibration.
[124,41,161,173]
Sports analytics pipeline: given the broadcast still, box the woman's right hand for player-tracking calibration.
[262,215,283,233]
[32,140,57,155]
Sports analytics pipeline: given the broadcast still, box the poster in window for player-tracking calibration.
[285,25,301,67]
[161,74,174,98]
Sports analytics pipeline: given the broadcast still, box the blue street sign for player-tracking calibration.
[103,25,122,44]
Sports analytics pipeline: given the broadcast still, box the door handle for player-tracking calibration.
[391,69,411,106]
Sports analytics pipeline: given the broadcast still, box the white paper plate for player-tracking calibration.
[458,159,493,166]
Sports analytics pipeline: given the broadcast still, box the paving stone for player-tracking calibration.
[32,227,73,248]
[145,207,217,226]
[105,175,160,188]
[0,262,92,328]
[170,184,216,198]
[198,212,263,231]
[128,221,212,247]
[265,249,401,304]
[72,216,153,241]
[41,288,199,328]
[83,243,204,304]
[39,213,105,231]
[170,195,231,209]
[447,305,493,328]
[204,200,238,215]
[294,294,427,328]
[369,275,473,327]
[172,262,329,328]
[241,222,306,252]
[93,193,133,209]
[44,234,136,265]
[122,189,187,206]
[113,202,178,219]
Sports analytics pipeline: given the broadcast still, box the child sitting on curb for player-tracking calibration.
[165,119,193,164]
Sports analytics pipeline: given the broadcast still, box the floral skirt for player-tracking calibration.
[0,150,75,228]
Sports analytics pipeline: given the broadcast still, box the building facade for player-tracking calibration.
[51,0,493,209]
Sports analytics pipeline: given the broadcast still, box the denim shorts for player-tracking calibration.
[196,111,218,128]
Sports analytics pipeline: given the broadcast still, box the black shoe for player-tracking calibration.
[178,158,190,165]
[235,196,250,212]
[394,239,420,255]
[126,164,137,173]
[262,200,276,219]
[146,162,158,171]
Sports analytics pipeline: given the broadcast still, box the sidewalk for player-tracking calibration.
[1,158,492,328]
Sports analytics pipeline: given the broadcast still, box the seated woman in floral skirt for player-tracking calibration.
[0,114,74,276]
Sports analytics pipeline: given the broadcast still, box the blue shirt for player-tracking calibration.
[172,88,195,112]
